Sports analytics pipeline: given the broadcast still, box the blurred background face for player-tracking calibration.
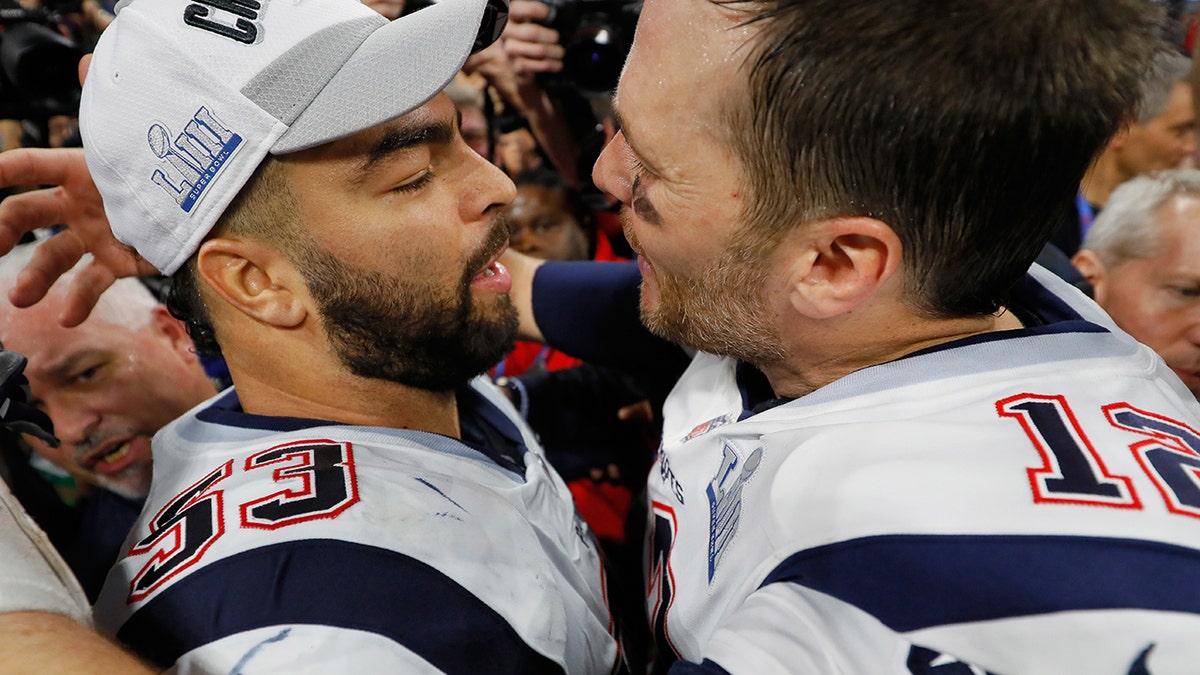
[460,105,490,159]
[495,128,541,176]
[0,298,214,499]
[1088,196,1200,397]
[505,183,591,261]
[1122,81,1197,174]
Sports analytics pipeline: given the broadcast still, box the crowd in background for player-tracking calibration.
[1,0,1200,672]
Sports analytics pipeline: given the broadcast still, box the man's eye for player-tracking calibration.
[533,218,560,233]
[394,169,434,194]
[628,155,647,183]
[73,366,101,383]
[1172,286,1200,298]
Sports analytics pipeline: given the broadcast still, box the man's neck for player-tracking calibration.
[760,307,1025,400]
[226,365,463,438]
[1079,153,1129,208]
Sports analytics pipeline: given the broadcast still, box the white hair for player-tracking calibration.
[1082,169,1200,267]
[1134,51,1192,123]
[0,240,160,330]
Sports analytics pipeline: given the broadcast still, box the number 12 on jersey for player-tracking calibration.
[999,393,1200,518]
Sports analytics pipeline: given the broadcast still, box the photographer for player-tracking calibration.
[463,0,636,190]
[0,0,88,152]
[463,0,582,183]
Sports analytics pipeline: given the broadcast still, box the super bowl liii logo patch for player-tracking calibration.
[706,441,762,582]
[149,106,242,212]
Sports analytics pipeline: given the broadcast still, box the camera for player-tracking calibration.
[538,0,640,95]
[0,0,83,119]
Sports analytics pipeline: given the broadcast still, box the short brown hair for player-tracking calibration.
[165,155,299,354]
[721,0,1164,316]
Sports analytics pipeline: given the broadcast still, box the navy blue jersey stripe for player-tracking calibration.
[667,658,734,674]
[117,539,564,673]
[762,534,1200,632]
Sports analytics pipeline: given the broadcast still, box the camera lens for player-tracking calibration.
[1,21,80,98]
[562,19,626,93]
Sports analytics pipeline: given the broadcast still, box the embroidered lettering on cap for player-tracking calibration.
[183,0,262,44]
[148,106,243,212]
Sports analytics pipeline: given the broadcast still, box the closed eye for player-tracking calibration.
[393,169,434,194]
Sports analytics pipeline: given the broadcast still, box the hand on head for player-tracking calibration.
[0,53,154,327]
[0,148,153,327]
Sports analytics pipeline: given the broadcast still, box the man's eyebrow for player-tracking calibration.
[36,351,92,381]
[611,106,637,155]
[611,105,662,177]
[611,104,664,224]
[355,117,456,181]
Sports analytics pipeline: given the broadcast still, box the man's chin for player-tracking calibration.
[95,471,153,501]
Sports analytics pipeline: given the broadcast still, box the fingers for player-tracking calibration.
[617,400,654,423]
[8,232,86,310]
[60,260,117,327]
[504,21,561,47]
[588,464,622,482]
[0,188,69,254]
[0,148,87,192]
[508,0,551,22]
[78,54,93,87]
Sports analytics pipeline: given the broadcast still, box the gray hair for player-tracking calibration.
[1082,169,1200,267]
[1135,51,1192,123]
[0,239,160,330]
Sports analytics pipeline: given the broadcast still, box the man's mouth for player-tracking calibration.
[81,437,139,473]
[101,441,132,465]
[468,217,514,291]
[470,253,512,293]
[475,254,506,279]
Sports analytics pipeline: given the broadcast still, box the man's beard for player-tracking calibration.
[627,223,786,366]
[96,467,153,501]
[71,427,153,500]
[294,219,518,392]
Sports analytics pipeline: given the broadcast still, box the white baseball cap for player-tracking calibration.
[80,0,508,275]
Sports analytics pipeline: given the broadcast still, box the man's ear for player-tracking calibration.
[1107,121,1133,150]
[195,238,308,330]
[786,217,901,319]
[149,304,199,358]
[1071,249,1108,303]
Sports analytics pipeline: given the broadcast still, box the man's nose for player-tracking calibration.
[44,400,99,457]
[592,131,633,205]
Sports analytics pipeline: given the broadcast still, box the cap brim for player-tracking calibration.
[273,0,496,154]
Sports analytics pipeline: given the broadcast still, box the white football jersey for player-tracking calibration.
[94,378,618,674]
[647,266,1200,675]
